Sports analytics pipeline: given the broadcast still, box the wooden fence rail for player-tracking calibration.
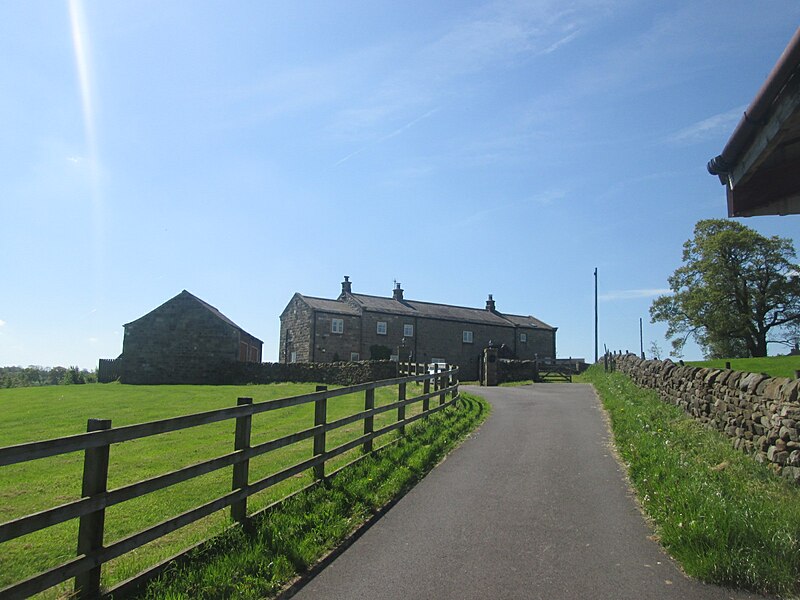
[0,368,459,600]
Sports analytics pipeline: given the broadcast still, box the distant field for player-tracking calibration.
[686,355,800,379]
[0,381,426,597]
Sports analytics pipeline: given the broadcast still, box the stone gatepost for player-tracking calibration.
[483,347,499,386]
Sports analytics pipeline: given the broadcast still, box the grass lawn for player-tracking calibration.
[137,392,489,599]
[687,355,800,379]
[0,381,436,597]
[579,365,800,596]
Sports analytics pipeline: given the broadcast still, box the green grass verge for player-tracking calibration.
[687,355,800,379]
[579,365,800,596]
[136,393,489,599]
[0,382,438,596]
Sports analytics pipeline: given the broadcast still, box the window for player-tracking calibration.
[520,333,527,343]
[377,321,387,335]
[390,354,399,362]
[350,352,360,361]
[290,351,297,363]
[462,330,473,343]
[404,324,414,337]
[331,318,344,334]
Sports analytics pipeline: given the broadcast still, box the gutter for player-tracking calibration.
[707,27,800,181]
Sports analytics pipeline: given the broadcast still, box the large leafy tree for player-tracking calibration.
[650,219,800,358]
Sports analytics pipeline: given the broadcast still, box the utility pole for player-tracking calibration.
[594,268,598,363]
[639,317,644,359]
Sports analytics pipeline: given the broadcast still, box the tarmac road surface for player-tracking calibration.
[288,384,765,600]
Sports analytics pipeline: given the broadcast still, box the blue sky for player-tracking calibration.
[1,1,799,369]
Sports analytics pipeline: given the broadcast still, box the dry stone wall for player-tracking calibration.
[223,359,398,386]
[99,358,397,386]
[613,354,800,482]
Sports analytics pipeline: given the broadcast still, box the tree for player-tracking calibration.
[648,341,663,360]
[650,219,800,358]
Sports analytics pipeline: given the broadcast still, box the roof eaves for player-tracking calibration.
[707,27,800,184]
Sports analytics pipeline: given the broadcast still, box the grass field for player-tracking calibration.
[580,365,800,596]
[137,393,489,599]
[687,355,800,379]
[0,381,437,597]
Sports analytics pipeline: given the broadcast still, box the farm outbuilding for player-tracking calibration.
[100,290,262,384]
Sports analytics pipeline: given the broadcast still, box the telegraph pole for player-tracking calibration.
[640,317,644,359]
[594,268,598,363]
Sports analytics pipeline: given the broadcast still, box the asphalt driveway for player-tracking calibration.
[288,384,763,600]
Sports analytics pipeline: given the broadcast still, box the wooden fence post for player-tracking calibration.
[423,377,431,415]
[398,382,406,435]
[74,418,112,599]
[363,388,375,454]
[231,397,252,525]
[314,385,327,480]
[439,372,446,406]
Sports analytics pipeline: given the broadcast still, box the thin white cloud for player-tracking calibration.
[666,105,745,145]
[529,188,568,206]
[328,0,611,146]
[0,319,5,327]
[539,30,581,55]
[599,289,671,301]
[335,108,440,166]
[380,108,440,143]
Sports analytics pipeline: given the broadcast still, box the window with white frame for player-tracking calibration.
[520,332,527,343]
[290,351,297,363]
[331,318,344,334]
[462,330,473,343]
[377,321,387,335]
[403,324,414,337]
[350,352,360,361]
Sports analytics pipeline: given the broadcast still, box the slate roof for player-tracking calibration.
[502,313,556,330]
[296,291,555,330]
[299,294,361,316]
[126,290,264,343]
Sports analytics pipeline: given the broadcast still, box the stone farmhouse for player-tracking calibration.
[279,277,557,380]
[100,290,262,384]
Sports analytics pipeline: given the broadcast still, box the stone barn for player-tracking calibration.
[102,290,262,384]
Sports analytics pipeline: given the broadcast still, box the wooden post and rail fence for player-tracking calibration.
[0,367,459,599]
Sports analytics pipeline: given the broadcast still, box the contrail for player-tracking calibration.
[335,107,439,166]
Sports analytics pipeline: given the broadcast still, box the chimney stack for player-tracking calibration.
[486,294,496,312]
[393,282,404,301]
[341,276,352,295]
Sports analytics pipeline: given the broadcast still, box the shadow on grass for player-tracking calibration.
[135,394,489,600]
